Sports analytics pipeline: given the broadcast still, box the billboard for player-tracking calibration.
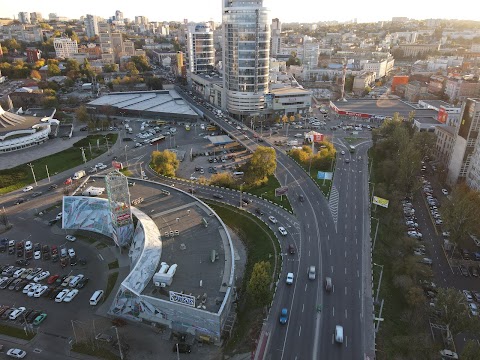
[313,133,325,142]
[169,291,196,307]
[438,107,448,124]
[275,186,289,196]
[373,196,389,208]
[317,171,333,180]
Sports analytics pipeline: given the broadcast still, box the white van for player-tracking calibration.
[233,171,244,177]
[90,290,104,305]
[335,325,344,343]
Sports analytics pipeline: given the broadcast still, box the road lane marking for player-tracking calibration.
[357,270,359,278]
[302,304,304,313]
[309,250,311,257]
[305,284,308,292]
[345,267,347,274]
[98,254,104,261]
[331,266,334,273]
[298,326,302,337]
[345,335,348,348]
[330,249,332,256]
[345,250,347,258]
[356,253,359,260]
[345,287,347,295]
[345,309,348,319]
[332,307,335,317]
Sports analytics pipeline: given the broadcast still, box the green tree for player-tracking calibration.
[247,261,272,308]
[47,63,61,76]
[461,340,480,360]
[75,105,90,123]
[405,286,426,308]
[435,288,470,336]
[244,146,277,186]
[443,184,480,246]
[42,96,58,108]
[151,150,179,177]
[145,77,164,90]
[103,64,117,73]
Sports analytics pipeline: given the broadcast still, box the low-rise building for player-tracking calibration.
[53,37,78,59]
[352,72,376,96]
[444,77,480,103]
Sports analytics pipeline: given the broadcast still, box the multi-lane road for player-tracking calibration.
[176,88,375,359]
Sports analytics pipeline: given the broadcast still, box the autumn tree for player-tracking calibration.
[247,261,272,308]
[435,287,470,336]
[209,172,235,188]
[75,105,90,123]
[30,70,41,80]
[244,146,277,187]
[47,63,61,76]
[151,150,179,177]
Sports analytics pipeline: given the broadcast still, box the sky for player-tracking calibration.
[0,0,477,24]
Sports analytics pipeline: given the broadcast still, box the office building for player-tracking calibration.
[18,12,30,24]
[85,14,100,38]
[53,38,78,59]
[29,12,42,24]
[222,0,270,117]
[115,10,124,21]
[271,18,282,56]
[186,23,215,74]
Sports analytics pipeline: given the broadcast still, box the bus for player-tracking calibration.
[150,135,166,145]
[349,145,355,153]
[156,120,167,125]
[206,125,217,131]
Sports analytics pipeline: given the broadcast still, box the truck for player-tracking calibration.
[72,170,86,180]
[287,140,299,146]
[82,186,105,197]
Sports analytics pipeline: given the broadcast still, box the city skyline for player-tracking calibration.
[0,0,478,24]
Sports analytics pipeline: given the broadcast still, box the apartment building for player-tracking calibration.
[352,72,376,95]
[444,77,480,103]
[398,43,440,57]
[271,18,282,57]
[186,23,215,74]
[84,14,100,38]
[18,12,30,24]
[447,98,480,186]
[435,125,456,173]
[30,12,42,24]
[53,37,78,59]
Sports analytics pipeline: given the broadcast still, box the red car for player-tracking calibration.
[47,275,59,284]
[51,245,58,255]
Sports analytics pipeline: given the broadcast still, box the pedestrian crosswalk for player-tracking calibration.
[329,185,339,225]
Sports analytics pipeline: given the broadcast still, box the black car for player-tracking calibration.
[48,219,58,226]
[15,280,27,291]
[15,259,29,266]
[255,208,264,216]
[460,264,469,277]
[51,254,59,263]
[14,198,26,205]
[123,137,133,142]
[50,288,63,300]
[26,311,41,323]
[70,256,77,266]
[48,184,58,191]
[43,287,55,298]
[34,243,41,252]
[172,343,191,354]
[77,277,89,289]
[0,277,15,289]
[17,248,24,258]
[79,258,87,265]
[31,192,42,198]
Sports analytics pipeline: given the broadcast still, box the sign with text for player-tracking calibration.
[169,291,195,307]
[373,196,389,208]
[313,133,325,142]
[112,161,123,170]
[275,186,289,196]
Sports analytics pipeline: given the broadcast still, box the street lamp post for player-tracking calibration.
[372,217,380,250]
[113,326,124,360]
[373,263,384,304]
[124,145,129,167]
[27,163,38,186]
[239,182,245,209]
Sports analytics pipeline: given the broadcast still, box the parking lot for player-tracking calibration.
[0,218,109,339]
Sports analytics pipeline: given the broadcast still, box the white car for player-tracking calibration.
[9,307,26,320]
[34,250,41,260]
[69,274,84,288]
[98,165,107,170]
[268,216,278,224]
[55,288,70,302]
[469,302,478,316]
[33,271,50,283]
[442,188,449,195]
[66,235,76,242]
[22,283,35,294]
[278,227,288,236]
[286,272,294,285]
[95,163,104,168]
[6,348,27,358]
[64,289,79,302]
[341,150,345,155]
[13,268,26,278]
[25,241,32,251]
[68,248,76,257]
[22,186,33,192]
[33,285,48,298]
[56,212,63,220]
[27,284,41,297]
[463,290,473,302]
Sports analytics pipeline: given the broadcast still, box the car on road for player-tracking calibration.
[268,216,278,224]
[279,308,288,324]
[14,198,26,205]
[308,266,316,280]
[6,348,27,358]
[66,235,76,242]
[48,184,58,191]
[335,325,344,344]
[255,208,264,215]
[442,189,449,196]
[286,272,294,285]
[22,186,33,192]
[212,194,223,199]
[341,150,345,155]
[278,227,287,236]
[288,244,295,254]
[325,277,332,292]
[31,192,42,198]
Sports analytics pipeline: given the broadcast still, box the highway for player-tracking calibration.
[175,88,375,360]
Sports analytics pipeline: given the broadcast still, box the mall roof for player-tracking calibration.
[331,99,438,119]
[87,90,198,117]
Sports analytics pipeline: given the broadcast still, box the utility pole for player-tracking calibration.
[124,145,128,166]
[27,163,38,186]
[45,165,51,183]
[113,326,123,360]
[71,320,78,344]
[80,147,87,164]
[373,263,384,304]
[372,217,380,250]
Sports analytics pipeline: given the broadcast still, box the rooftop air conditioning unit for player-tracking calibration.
[160,283,166,288]
[154,282,160,287]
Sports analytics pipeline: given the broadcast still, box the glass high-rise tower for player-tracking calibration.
[222,0,270,117]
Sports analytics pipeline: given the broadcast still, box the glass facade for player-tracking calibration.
[222,0,270,115]
[187,23,215,74]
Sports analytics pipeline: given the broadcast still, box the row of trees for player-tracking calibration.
[371,116,480,358]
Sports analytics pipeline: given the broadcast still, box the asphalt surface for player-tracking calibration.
[175,88,376,360]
